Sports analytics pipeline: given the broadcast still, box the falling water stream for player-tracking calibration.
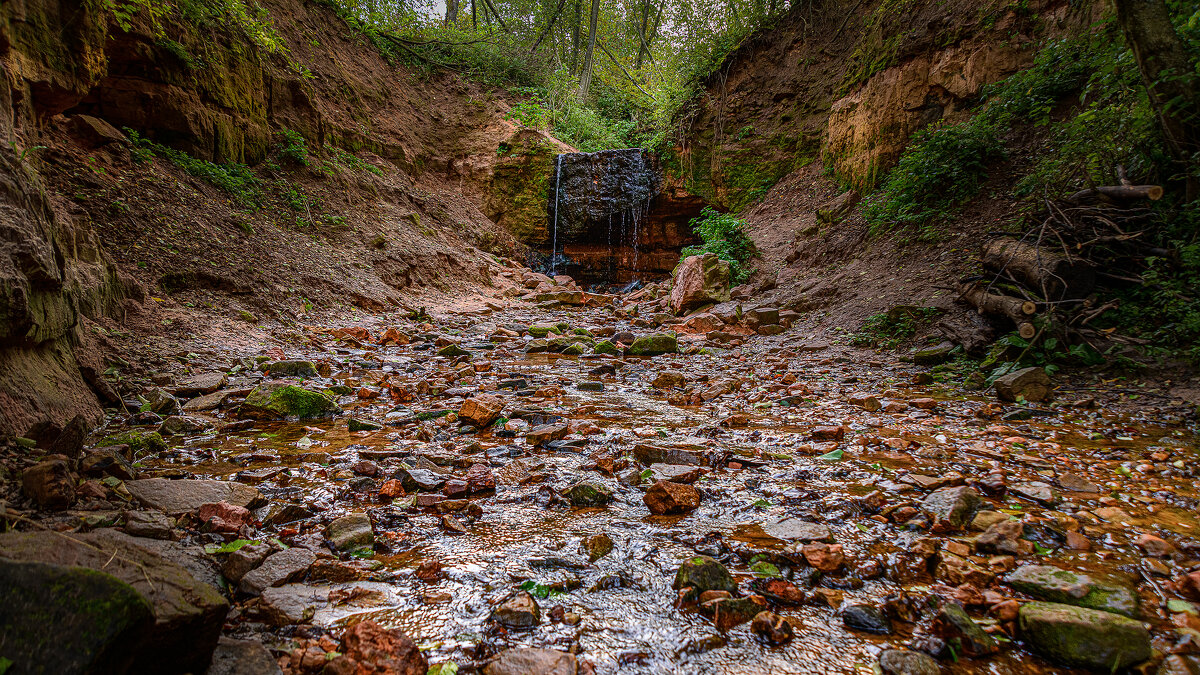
[551,154,562,276]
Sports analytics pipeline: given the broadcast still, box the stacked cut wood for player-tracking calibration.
[957,178,1165,342]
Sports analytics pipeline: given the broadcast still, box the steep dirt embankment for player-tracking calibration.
[0,0,560,435]
[671,0,1099,330]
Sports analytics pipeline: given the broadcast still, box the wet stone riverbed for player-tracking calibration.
[34,301,1200,674]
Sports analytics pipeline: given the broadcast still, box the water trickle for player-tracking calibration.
[551,154,562,276]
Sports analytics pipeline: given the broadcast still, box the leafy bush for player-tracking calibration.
[849,307,940,349]
[128,130,262,206]
[277,128,309,166]
[680,207,756,283]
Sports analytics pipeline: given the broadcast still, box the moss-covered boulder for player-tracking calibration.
[527,325,561,338]
[0,529,228,674]
[1005,565,1138,617]
[484,130,562,245]
[594,340,619,355]
[627,333,679,357]
[1018,601,1150,671]
[98,430,167,456]
[262,360,318,378]
[563,481,614,507]
[0,559,154,674]
[437,344,470,358]
[673,555,737,601]
[239,383,341,420]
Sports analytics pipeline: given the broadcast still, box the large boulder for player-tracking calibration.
[484,648,577,675]
[1005,565,1138,617]
[669,253,730,315]
[239,383,341,420]
[0,529,228,673]
[626,333,679,357]
[993,366,1051,402]
[673,555,737,601]
[1018,601,1151,671]
[126,478,265,513]
[324,620,427,675]
[0,559,154,674]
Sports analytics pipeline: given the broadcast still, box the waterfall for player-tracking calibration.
[551,154,562,276]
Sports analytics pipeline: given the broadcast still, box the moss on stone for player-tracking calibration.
[241,383,341,420]
[98,430,167,456]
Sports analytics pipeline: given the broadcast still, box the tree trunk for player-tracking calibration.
[980,237,1097,301]
[635,0,651,68]
[530,0,570,52]
[446,0,459,25]
[1111,0,1199,201]
[471,0,478,28]
[577,0,600,100]
[569,0,583,72]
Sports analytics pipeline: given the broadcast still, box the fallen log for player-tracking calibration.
[1066,184,1163,203]
[981,237,1096,300]
[959,282,1037,339]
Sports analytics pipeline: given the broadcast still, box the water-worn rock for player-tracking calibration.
[22,458,75,509]
[582,533,614,562]
[159,414,215,435]
[238,547,316,596]
[931,603,998,656]
[256,584,327,626]
[206,637,283,675]
[0,559,154,674]
[751,610,795,644]
[921,486,981,529]
[327,513,374,551]
[702,595,770,631]
[483,648,577,675]
[643,479,700,514]
[993,367,1052,402]
[0,529,228,673]
[126,478,265,512]
[174,371,227,397]
[651,371,687,388]
[674,556,737,601]
[460,395,504,427]
[670,253,731,314]
[491,590,542,628]
[1018,601,1150,671]
[324,620,427,675]
[81,449,138,480]
[263,360,318,378]
[627,333,679,356]
[239,382,341,419]
[563,481,613,507]
[1005,565,1139,617]
[222,543,272,583]
[975,520,1026,555]
[528,423,569,445]
[124,510,174,539]
[763,518,832,542]
[880,649,941,675]
[842,603,893,634]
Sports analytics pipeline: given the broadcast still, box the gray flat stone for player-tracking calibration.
[126,478,265,513]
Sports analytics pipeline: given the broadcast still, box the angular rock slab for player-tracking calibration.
[1006,564,1139,617]
[484,648,577,675]
[1018,601,1150,671]
[206,636,283,675]
[126,477,265,513]
[0,529,228,674]
[0,559,154,674]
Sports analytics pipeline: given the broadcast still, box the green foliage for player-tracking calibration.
[1105,237,1200,363]
[680,206,756,283]
[277,128,309,166]
[983,331,1104,382]
[862,120,1004,240]
[128,129,262,206]
[849,307,940,349]
[517,580,564,599]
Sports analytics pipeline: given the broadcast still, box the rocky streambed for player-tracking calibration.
[3,278,1200,675]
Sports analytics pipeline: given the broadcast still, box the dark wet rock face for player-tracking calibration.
[544,149,703,283]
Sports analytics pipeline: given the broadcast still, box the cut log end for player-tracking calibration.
[1018,322,1037,340]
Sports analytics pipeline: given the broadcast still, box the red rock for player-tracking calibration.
[352,460,380,477]
[465,463,496,493]
[669,253,730,315]
[379,480,406,499]
[415,560,444,582]
[22,459,75,510]
[801,543,844,572]
[811,426,845,441]
[1136,533,1174,557]
[324,620,427,675]
[643,480,701,515]
[751,611,795,644]
[459,395,504,428]
[526,423,568,446]
[909,397,939,410]
[195,501,251,533]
